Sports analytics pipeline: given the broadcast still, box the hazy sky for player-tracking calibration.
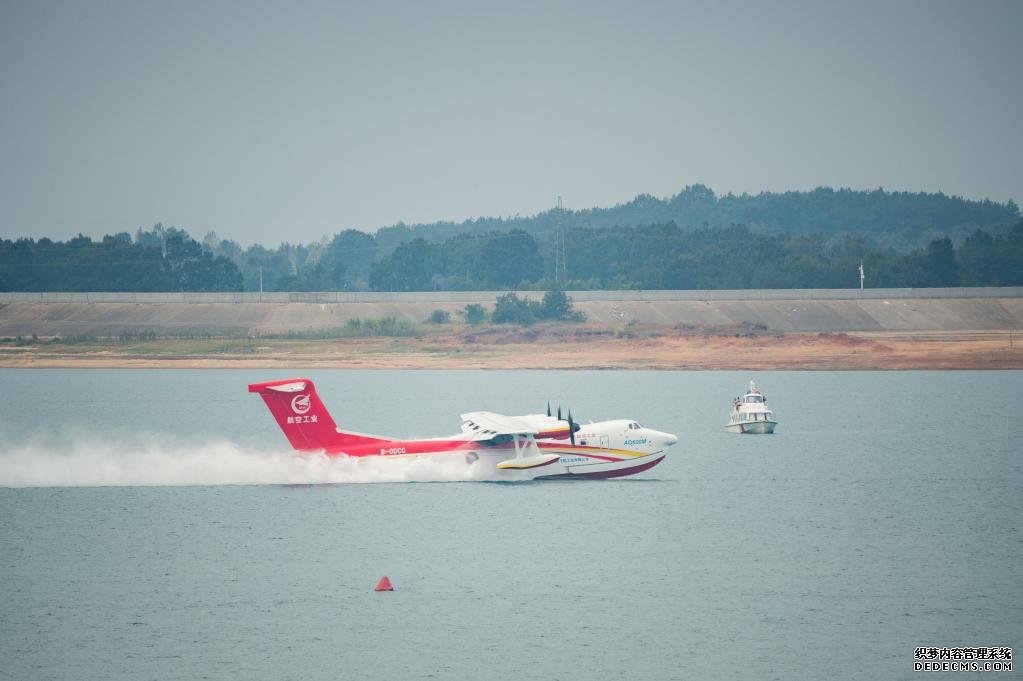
[1,0,1020,245]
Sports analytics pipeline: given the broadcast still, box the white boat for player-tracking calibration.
[726,380,777,434]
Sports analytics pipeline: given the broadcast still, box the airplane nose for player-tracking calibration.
[662,432,678,447]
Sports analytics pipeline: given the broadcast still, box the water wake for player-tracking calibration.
[0,431,489,487]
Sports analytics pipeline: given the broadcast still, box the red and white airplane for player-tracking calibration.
[249,377,677,480]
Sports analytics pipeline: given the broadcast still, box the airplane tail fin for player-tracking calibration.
[248,377,354,452]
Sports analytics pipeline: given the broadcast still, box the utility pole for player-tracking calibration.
[259,266,263,294]
[859,261,864,291]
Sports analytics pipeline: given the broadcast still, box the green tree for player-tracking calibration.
[319,229,377,290]
[538,289,583,321]
[481,230,542,288]
[370,239,437,291]
[460,303,487,325]
[926,237,958,286]
[491,292,538,324]
[540,289,571,320]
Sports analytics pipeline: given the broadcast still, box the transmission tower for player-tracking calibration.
[554,196,567,283]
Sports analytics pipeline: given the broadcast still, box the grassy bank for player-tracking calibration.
[0,324,1019,370]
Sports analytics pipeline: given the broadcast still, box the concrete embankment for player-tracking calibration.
[0,288,1021,336]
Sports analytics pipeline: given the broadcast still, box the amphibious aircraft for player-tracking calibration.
[248,377,677,480]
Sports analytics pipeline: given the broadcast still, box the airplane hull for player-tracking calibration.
[535,453,666,480]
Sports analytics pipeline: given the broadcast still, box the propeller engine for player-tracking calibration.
[548,403,581,445]
[566,409,579,445]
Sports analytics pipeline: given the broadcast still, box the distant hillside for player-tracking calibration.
[4,186,1020,293]
[374,185,1019,255]
[367,221,1023,291]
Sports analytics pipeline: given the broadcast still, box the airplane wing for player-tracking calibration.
[460,411,539,439]
[460,411,563,471]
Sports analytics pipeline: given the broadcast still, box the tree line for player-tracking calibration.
[366,221,1023,291]
[199,186,1019,292]
[0,225,241,292]
[4,220,1021,292]
[1,187,1020,292]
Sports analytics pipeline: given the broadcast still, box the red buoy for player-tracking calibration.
[374,576,394,591]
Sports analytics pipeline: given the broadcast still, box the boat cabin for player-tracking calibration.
[729,409,775,423]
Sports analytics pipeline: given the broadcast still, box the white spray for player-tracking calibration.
[0,429,495,487]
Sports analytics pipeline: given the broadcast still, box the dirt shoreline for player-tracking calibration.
[0,329,1020,370]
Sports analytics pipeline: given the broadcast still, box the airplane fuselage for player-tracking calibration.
[312,419,676,480]
[248,378,677,480]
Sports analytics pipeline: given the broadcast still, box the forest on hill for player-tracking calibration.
[1,187,1020,292]
[371,185,1019,255]
[367,222,1023,291]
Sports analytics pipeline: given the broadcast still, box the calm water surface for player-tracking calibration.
[0,370,1020,680]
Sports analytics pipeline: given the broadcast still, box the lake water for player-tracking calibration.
[0,369,1019,680]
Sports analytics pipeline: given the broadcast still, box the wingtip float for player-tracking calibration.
[248,377,678,480]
